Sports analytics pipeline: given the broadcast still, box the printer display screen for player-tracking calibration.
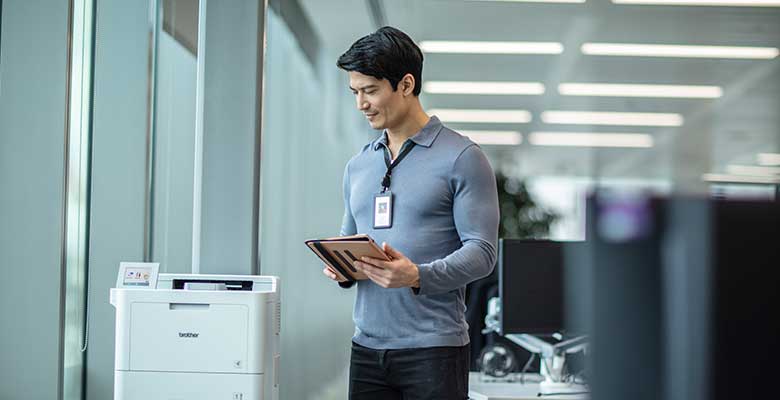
[123,266,153,287]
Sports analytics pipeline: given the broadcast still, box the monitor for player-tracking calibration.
[498,239,580,336]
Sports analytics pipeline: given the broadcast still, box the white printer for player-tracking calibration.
[110,274,280,400]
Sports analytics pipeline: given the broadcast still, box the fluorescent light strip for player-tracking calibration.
[702,173,780,184]
[581,43,780,59]
[758,153,780,166]
[460,130,523,145]
[541,111,684,126]
[420,41,564,55]
[430,109,533,123]
[613,0,780,6]
[470,0,586,3]
[558,83,722,98]
[424,81,545,95]
[529,132,654,148]
[727,164,780,176]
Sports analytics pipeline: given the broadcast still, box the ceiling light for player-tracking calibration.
[727,165,780,176]
[420,41,564,55]
[702,173,780,184]
[558,83,722,98]
[460,130,523,145]
[613,0,780,6]
[470,0,586,3]
[424,81,545,95]
[757,153,780,166]
[541,111,684,126]
[430,109,533,123]
[528,132,654,147]
[581,43,780,59]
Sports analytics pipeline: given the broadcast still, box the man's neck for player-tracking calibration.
[385,106,430,159]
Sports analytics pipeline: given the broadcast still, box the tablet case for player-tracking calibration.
[305,234,391,282]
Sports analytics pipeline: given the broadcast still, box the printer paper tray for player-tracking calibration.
[115,370,265,400]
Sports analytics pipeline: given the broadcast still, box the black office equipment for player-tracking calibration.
[705,199,780,400]
[498,239,567,336]
[576,195,665,400]
[572,194,780,400]
[494,239,588,391]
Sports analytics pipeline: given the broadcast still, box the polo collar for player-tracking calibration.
[372,116,444,151]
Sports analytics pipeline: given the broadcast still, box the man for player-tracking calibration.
[322,26,499,400]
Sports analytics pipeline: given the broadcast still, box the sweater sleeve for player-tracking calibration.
[415,144,499,296]
[338,162,357,289]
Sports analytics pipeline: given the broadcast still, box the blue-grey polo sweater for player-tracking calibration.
[339,116,500,349]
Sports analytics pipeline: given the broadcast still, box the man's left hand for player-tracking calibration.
[354,242,420,289]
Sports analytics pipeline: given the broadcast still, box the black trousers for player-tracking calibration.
[348,342,470,400]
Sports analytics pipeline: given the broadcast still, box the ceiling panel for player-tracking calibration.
[298,0,780,185]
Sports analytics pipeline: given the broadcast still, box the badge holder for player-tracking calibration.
[373,142,414,230]
[373,191,393,229]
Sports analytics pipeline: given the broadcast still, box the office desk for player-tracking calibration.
[469,372,588,400]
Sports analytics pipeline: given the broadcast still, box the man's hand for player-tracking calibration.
[322,265,347,283]
[354,242,420,289]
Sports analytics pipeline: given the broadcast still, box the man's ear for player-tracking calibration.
[401,74,416,96]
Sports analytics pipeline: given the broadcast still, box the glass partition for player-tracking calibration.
[150,0,202,273]
[149,0,265,274]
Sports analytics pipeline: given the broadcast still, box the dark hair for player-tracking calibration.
[337,26,424,96]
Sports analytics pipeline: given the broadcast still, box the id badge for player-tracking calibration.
[373,191,393,229]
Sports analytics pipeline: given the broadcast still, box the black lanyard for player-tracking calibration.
[381,142,416,193]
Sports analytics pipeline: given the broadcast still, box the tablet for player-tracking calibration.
[305,234,390,282]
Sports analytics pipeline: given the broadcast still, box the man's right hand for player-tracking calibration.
[322,265,347,283]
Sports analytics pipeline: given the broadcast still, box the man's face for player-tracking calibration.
[348,71,407,131]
